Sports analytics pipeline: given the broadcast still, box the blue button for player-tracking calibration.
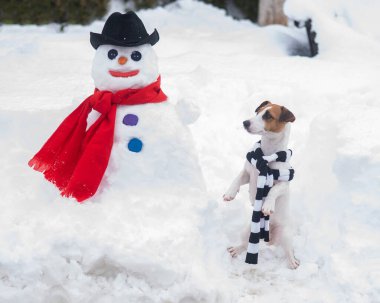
[127,138,143,153]
[123,114,138,126]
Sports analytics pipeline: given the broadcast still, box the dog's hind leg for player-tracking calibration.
[270,193,300,269]
[227,169,257,258]
[227,223,250,258]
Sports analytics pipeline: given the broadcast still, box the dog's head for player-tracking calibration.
[243,101,295,134]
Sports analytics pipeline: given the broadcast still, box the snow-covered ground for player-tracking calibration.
[0,0,379,302]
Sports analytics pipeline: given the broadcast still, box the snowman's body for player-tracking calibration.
[90,44,203,193]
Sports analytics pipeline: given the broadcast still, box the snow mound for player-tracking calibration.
[0,0,379,302]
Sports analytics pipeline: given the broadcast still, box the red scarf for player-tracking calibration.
[29,77,167,202]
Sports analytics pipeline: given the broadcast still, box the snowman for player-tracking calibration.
[29,12,204,202]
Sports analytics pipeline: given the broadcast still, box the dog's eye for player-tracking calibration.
[131,51,142,61]
[262,111,273,120]
[108,49,118,60]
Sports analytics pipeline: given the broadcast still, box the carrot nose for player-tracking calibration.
[118,56,128,65]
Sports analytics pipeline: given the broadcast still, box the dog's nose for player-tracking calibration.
[243,120,251,128]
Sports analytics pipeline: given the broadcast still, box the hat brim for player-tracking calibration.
[90,29,159,49]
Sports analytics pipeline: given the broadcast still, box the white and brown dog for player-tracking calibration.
[223,101,299,269]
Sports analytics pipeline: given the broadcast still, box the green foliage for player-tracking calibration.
[234,0,259,22]
[133,0,226,10]
[134,0,175,9]
[133,0,259,22]
[0,0,260,25]
[202,0,225,9]
[0,0,108,25]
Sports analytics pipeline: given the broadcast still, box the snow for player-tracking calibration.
[0,0,379,302]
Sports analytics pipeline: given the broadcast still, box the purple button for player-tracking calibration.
[123,114,138,126]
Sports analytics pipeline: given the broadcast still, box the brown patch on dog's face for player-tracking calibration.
[256,102,295,133]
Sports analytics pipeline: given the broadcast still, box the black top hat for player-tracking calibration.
[90,11,159,49]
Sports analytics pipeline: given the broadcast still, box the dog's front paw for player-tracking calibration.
[223,190,238,202]
[262,198,275,215]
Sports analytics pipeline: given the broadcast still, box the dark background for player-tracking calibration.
[0,0,260,25]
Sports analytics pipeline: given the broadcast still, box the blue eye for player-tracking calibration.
[108,49,118,60]
[131,51,142,61]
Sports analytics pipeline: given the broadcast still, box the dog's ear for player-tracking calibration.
[255,101,271,113]
[279,106,295,123]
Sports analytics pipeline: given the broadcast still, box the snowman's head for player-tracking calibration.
[91,44,159,92]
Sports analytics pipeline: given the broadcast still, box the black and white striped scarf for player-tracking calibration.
[245,141,294,264]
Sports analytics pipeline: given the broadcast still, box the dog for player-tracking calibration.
[223,100,299,269]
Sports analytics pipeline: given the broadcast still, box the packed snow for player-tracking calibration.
[0,0,379,302]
